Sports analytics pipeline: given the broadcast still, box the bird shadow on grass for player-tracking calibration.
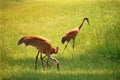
[3,69,119,80]
[1,43,119,80]
[2,52,120,80]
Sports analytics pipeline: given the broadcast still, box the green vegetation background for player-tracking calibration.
[0,0,120,80]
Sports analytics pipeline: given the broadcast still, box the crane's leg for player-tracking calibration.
[62,41,69,54]
[35,51,39,70]
[73,38,75,51]
[40,52,45,71]
[42,55,51,67]
[48,55,59,70]
[46,57,51,68]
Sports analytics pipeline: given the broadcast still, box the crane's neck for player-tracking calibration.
[49,55,59,70]
[79,19,85,30]
[50,56,59,64]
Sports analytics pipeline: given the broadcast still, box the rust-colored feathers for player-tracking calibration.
[18,36,51,46]
[18,17,89,70]
[18,36,27,45]
[18,36,58,54]
[61,17,89,44]
[18,36,59,70]
[61,17,90,54]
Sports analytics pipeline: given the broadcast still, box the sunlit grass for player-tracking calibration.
[0,0,120,80]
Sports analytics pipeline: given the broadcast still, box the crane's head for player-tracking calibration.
[61,36,66,44]
[51,47,59,54]
[84,17,90,25]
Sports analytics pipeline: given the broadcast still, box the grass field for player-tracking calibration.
[0,0,120,80]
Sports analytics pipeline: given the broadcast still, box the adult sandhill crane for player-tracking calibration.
[18,36,59,70]
[61,17,90,53]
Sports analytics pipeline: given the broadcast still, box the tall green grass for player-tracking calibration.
[0,0,120,80]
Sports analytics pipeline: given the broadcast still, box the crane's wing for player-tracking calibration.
[18,36,51,47]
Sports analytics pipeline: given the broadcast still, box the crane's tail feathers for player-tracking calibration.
[18,36,26,45]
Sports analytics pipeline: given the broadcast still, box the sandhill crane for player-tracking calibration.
[61,17,90,53]
[18,36,59,70]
